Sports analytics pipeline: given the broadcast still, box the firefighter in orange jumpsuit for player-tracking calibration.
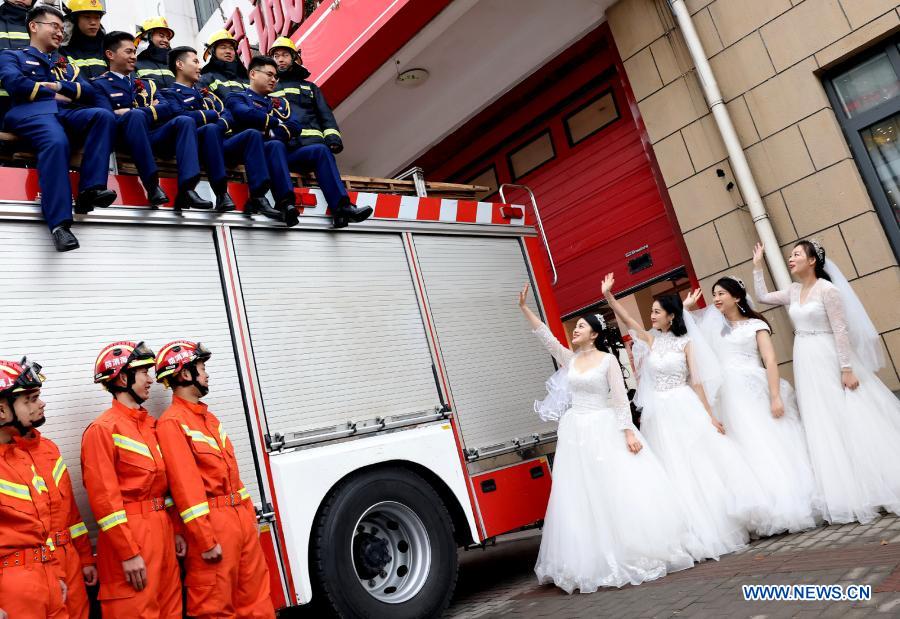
[81,341,185,618]
[2,359,97,619]
[0,358,68,619]
[155,341,275,618]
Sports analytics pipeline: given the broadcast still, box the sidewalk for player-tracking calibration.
[446,515,900,618]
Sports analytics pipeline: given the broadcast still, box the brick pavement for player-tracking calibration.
[445,514,900,618]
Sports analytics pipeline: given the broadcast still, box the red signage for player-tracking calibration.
[225,0,312,66]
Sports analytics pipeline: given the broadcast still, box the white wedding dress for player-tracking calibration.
[754,271,900,524]
[531,325,696,593]
[634,331,770,559]
[694,311,821,534]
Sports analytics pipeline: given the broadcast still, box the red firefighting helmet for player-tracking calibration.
[93,341,156,384]
[0,357,45,398]
[155,341,212,384]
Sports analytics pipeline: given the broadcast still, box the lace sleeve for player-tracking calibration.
[753,269,790,306]
[822,285,853,369]
[532,323,575,366]
[606,355,634,431]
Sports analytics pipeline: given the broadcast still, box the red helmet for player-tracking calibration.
[155,341,212,384]
[0,358,45,398]
[94,341,156,384]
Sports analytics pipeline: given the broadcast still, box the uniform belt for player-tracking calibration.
[208,492,246,508]
[124,496,172,514]
[0,545,54,568]
[51,529,71,546]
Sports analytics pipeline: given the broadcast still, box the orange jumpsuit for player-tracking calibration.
[80,400,182,618]
[13,431,95,619]
[0,441,68,619]
[157,396,274,619]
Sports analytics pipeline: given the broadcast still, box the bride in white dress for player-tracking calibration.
[684,277,820,535]
[602,273,769,560]
[518,284,696,593]
[753,241,900,524]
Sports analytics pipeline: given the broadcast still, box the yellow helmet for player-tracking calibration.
[270,36,298,55]
[135,16,175,45]
[204,29,238,61]
[66,0,105,15]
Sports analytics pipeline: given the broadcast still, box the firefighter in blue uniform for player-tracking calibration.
[268,39,371,228]
[0,0,32,125]
[60,0,106,80]
[134,16,175,89]
[161,46,283,220]
[0,4,116,252]
[92,31,211,210]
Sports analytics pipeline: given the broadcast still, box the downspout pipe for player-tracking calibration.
[668,0,792,289]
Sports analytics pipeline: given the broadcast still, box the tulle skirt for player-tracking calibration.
[535,405,696,593]
[639,385,769,560]
[716,365,821,535]
[792,333,900,524]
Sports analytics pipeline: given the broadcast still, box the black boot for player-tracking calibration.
[74,188,117,214]
[215,192,236,213]
[336,197,373,223]
[146,185,170,207]
[275,194,299,227]
[175,190,213,210]
[245,196,284,222]
[51,225,79,252]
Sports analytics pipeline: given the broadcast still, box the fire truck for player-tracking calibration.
[0,164,566,616]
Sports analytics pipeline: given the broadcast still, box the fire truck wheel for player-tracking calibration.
[311,467,458,618]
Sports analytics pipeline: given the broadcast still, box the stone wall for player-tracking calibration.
[607,0,900,388]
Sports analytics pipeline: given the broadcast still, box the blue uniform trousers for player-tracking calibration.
[197,124,275,196]
[263,140,295,202]
[12,107,115,230]
[286,143,348,210]
[118,113,201,190]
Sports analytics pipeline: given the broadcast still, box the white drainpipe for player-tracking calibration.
[668,0,792,289]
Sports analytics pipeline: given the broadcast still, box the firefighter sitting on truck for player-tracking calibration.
[0,0,34,126]
[81,341,185,619]
[155,341,276,619]
[134,16,175,89]
[0,358,68,619]
[268,37,372,229]
[161,45,285,220]
[223,55,302,227]
[0,357,97,619]
[93,31,212,210]
[60,0,107,80]
[199,29,247,102]
[0,4,117,253]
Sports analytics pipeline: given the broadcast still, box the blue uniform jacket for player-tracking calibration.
[224,88,297,142]
[91,72,174,126]
[159,82,233,133]
[0,46,95,126]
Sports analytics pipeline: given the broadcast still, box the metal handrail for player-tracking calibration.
[499,183,558,285]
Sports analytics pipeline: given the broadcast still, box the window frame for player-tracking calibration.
[506,129,557,181]
[464,164,500,201]
[824,39,900,260]
[562,87,620,148]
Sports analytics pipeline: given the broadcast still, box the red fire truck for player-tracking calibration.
[0,165,566,617]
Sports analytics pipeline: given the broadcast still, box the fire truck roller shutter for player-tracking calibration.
[0,221,263,536]
[229,230,441,442]
[410,235,558,458]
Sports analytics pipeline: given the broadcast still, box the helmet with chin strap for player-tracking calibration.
[94,341,156,404]
[0,357,46,433]
[155,341,211,395]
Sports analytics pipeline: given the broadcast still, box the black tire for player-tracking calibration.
[311,467,459,618]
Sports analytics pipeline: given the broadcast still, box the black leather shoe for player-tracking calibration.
[275,194,299,227]
[340,203,373,223]
[176,190,213,210]
[245,197,284,222]
[215,192,236,213]
[332,212,348,229]
[51,227,79,252]
[146,185,170,207]
[75,188,116,214]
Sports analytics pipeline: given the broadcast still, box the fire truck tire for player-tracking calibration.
[311,467,459,618]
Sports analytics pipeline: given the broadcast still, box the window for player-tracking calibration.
[466,166,499,200]
[195,0,222,28]
[564,90,619,146]
[825,39,900,259]
[508,131,555,180]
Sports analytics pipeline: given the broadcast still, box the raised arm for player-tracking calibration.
[752,242,790,306]
[602,273,651,344]
[519,283,574,366]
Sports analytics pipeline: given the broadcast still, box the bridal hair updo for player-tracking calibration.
[655,295,687,336]
[580,313,612,352]
[795,239,831,282]
[713,276,772,331]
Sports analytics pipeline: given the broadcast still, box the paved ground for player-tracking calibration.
[445,514,900,618]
